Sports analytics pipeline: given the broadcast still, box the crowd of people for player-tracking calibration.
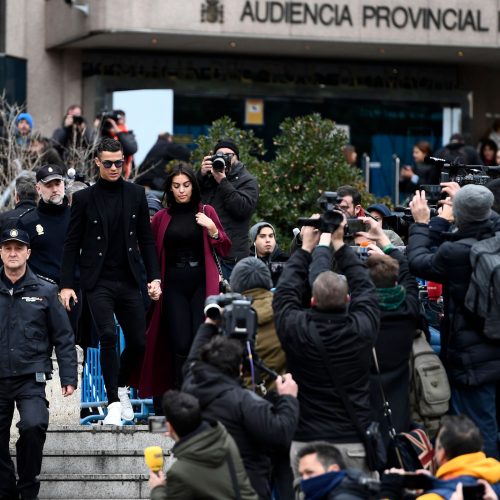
[2,107,500,500]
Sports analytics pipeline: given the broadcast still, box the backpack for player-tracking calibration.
[409,331,450,438]
[461,232,500,340]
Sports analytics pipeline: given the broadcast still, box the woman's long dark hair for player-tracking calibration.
[162,162,201,208]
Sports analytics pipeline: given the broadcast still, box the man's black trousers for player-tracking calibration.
[86,279,146,404]
[0,374,49,500]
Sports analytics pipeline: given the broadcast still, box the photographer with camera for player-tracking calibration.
[407,184,500,458]
[51,104,94,164]
[273,212,380,475]
[148,390,258,500]
[197,139,259,279]
[97,109,137,179]
[182,309,300,499]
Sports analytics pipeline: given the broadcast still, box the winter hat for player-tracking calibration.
[146,193,163,215]
[230,257,272,293]
[367,203,392,218]
[213,139,239,158]
[453,184,494,226]
[249,221,276,245]
[16,112,33,130]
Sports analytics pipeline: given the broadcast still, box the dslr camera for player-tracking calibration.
[210,152,232,173]
[298,191,368,236]
[204,293,257,342]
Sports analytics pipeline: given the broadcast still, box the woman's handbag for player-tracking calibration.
[309,322,387,471]
[202,205,231,293]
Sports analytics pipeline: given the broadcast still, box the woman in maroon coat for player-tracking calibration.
[139,164,231,396]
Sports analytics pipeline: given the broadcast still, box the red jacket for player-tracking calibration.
[138,203,231,397]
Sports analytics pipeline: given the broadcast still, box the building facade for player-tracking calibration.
[2,0,500,196]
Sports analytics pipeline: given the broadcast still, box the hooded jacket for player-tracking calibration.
[151,421,258,500]
[242,287,287,391]
[183,323,300,499]
[197,161,259,261]
[418,452,500,500]
[407,215,500,386]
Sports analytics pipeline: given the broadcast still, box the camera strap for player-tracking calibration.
[308,321,368,443]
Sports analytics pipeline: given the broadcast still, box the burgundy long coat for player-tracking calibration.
[138,203,231,397]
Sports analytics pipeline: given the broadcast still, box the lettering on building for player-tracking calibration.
[239,2,490,32]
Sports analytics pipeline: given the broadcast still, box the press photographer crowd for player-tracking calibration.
[3,107,500,500]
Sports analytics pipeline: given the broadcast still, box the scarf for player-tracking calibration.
[376,285,406,311]
[301,471,346,500]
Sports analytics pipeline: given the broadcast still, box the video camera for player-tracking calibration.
[204,293,257,342]
[298,191,368,236]
[425,155,500,188]
[210,152,232,173]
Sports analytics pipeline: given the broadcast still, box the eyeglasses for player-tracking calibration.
[100,159,124,169]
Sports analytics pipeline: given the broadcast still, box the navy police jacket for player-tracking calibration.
[0,266,77,386]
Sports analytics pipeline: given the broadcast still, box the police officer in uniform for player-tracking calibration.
[0,228,77,500]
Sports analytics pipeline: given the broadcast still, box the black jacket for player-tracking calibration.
[60,179,160,290]
[0,266,77,386]
[0,200,37,234]
[17,198,71,283]
[251,246,289,287]
[197,162,259,261]
[407,216,500,386]
[369,249,420,435]
[273,245,380,443]
[183,323,299,500]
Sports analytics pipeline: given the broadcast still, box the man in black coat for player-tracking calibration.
[197,139,259,279]
[407,184,500,458]
[273,216,380,475]
[182,322,300,499]
[17,165,70,284]
[0,228,77,500]
[0,173,38,234]
[59,137,161,426]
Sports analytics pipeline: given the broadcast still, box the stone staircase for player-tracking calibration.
[11,425,175,500]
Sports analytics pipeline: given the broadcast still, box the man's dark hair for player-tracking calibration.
[95,137,123,157]
[366,253,399,288]
[15,174,37,202]
[297,441,346,470]
[438,415,483,460]
[161,390,202,438]
[162,162,201,207]
[337,185,362,207]
[200,335,244,378]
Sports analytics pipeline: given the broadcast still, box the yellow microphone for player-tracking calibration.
[144,446,164,473]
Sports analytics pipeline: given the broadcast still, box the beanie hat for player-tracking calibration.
[16,112,33,130]
[213,139,239,158]
[249,221,276,245]
[366,203,392,218]
[146,193,163,215]
[453,184,494,226]
[230,257,272,293]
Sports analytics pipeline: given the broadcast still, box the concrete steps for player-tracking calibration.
[11,425,175,500]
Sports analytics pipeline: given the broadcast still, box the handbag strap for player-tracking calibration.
[308,321,367,443]
[202,205,224,278]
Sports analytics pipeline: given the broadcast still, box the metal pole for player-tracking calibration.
[363,153,370,193]
[393,154,400,205]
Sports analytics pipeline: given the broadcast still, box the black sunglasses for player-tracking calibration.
[101,159,125,169]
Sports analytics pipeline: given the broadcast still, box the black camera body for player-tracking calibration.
[204,293,257,342]
[210,152,231,173]
[298,191,344,233]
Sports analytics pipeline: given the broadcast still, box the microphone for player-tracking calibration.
[144,446,164,473]
[292,228,300,238]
